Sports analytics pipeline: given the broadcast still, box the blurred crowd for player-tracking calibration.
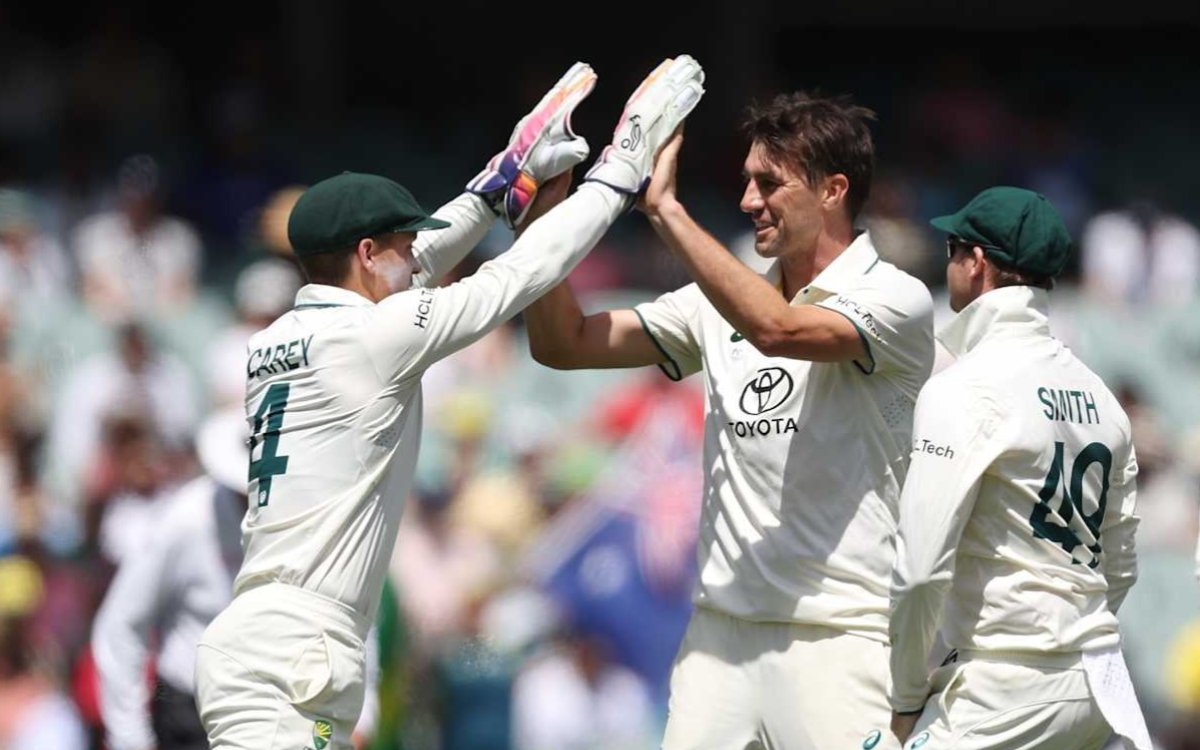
[1,19,1200,750]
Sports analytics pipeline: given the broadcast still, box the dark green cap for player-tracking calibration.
[930,186,1072,277]
[287,172,450,256]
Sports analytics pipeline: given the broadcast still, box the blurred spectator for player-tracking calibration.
[205,257,303,408]
[43,321,198,512]
[447,405,567,563]
[1081,201,1200,307]
[0,555,87,750]
[1118,384,1200,554]
[72,154,203,322]
[392,487,503,656]
[860,172,940,285]
[430,585,519,750]
[0,188,71,313]
[512,631,657,750]
[255,185,307,259]
[82,412,173,570]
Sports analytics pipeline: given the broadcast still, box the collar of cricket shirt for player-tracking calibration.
[292,283,375,310]
[937,286,1052,358]
[785,230,881,304]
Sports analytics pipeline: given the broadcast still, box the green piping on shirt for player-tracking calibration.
[293,303,350,310]
[822,306,877,375]
[634,308,685,382]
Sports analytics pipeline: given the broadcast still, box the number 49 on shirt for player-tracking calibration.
[1029,441,1111,568]
[249,383,291,508]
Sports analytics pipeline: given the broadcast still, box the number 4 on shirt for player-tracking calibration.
[249,383,291,507]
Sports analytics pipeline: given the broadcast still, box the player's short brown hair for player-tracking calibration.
[988,257,1055,291]
[741,92,876,220]
[295,246,356,286]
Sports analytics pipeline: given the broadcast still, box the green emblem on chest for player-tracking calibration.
[312,719,333,750]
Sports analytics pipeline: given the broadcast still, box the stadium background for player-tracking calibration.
[1,2,1199,749]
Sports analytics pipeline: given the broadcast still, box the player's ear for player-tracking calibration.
[822,174,849,211]
[971,246,988,279]
[355,238,375,270]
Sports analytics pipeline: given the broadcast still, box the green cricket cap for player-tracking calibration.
[287,172,450,257]
[930,186,1072,277]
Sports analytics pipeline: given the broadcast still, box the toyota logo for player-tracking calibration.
[739,367,794,415]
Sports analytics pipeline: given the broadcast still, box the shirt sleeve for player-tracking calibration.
[364,183,625,382]
[92,524,174,750]
[1100,443,1139,613]
[815,275,934,388]
[633,284,705,381]
[889,374,1005,712]
[410,193,497,289]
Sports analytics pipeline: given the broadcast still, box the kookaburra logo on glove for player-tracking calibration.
[621,115,644,151]
[583,54,706,204]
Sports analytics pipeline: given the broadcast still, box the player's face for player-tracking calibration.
[368,231,419,297]
[740,142,823,259]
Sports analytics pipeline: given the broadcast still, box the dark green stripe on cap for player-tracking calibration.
[287,172,450,257]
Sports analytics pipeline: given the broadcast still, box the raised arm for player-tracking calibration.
[370,56,707,382]
[642,134,865,362]
[408,193,497,289]
[413,62,599,288]
[523,282,663,370]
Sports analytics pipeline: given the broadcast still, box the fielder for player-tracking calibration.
[526,92,935,749]
[193,57,706,750]
[889,187,1151,750]
[92,409,379,750]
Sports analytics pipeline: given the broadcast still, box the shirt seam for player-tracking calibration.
[819,305,877,375]
[633,308,684,382]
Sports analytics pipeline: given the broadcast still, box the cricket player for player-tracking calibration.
[192,57,706,750]
[92,409,380,750]
[889,187,1151,750]
[526,92,935,749]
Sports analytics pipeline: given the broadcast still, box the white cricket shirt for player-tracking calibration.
[635,232,935,640]
[92,476,244,750]
[889,286,1139,712]
[234,186,624,623]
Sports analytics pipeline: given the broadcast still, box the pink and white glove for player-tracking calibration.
[466,62,597,229]
[584,55,705,207]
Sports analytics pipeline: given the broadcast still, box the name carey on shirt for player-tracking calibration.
[247,335,314,380]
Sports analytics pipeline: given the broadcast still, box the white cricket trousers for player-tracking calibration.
[660,606,900,750]
[194,582,370,750]
[902,651,1112,750]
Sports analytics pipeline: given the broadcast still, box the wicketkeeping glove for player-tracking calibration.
[466,62,597,229]
[583,55,705,205]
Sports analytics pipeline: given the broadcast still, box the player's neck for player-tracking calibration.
[778,223,855,300]
[339,265,387,303]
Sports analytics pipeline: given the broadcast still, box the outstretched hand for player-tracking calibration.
[514,172,572,236]
[639,126,685,216]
